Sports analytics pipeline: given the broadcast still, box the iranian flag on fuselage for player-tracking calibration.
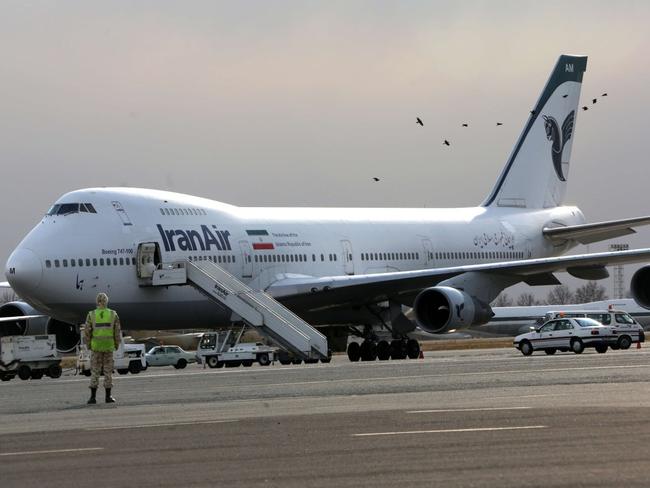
[247,229,275,250]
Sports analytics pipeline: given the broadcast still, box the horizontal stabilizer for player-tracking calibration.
[543,215,650,245]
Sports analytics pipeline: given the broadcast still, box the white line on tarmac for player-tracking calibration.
[353,425,547,437]
[0,447,104,457]
[406,406,532,414]
[84,419,239,431]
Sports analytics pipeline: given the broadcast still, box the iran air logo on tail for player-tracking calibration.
[542,110,575,182]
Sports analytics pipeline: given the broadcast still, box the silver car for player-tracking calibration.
[145,346,196,369]
[514,317,616,356]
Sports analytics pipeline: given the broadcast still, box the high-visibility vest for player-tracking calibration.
[90,308,116,352]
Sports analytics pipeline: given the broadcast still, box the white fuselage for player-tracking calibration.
[6,187,585,329]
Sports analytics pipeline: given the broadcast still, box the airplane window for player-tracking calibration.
[232,256,236,263]
[106,258,111,266]
[416,253,419,259]
[119,258,124,265]
[131,258,136,265]
[164,208,170,215]
[62,259,68,267]
[86,203,97,213]
[100,258,104,266]
[312,254,316,262]
[58,203,79,215]
[71,259,76,267]
[45,260,51,268]
[333,254,337,261]
[54,259,60,268]
[254,256,258,263]
[47,205,60,216]
[77,259,83,267]
[113,258,118,265]
[159,209,164,215]
[93,259,98,266]
[80,204,88,213]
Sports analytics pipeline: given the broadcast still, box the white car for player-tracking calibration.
[145,345,196,369]
[514,317,616,356]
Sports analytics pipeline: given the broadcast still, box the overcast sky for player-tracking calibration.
[2,1,649,298]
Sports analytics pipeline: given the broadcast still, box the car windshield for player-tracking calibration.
[615,313,636,324]
[575,318,602,328]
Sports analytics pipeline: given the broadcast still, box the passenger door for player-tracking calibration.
[341,240,354,275]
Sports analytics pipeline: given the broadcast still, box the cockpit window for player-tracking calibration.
[47,202,97,216]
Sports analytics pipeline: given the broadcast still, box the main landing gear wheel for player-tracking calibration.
[376,341,391,361]
[360,341,377,361]
[406,339,420,359]
[390,340,407,360]
[347,342,361,362]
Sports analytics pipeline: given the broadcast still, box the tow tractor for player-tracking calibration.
[0,335,63,382]
[197,330,278,368]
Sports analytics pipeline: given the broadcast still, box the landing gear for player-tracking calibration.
[347,338,420,362]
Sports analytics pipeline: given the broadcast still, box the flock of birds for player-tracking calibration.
[372,91,609,182]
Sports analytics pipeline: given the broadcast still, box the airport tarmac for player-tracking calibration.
[1,347,650,487]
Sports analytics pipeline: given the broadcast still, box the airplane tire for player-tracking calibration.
[376,341,390,361]
[360,341,377,361]
[406,339,420,359]
[347,342,361,362]
[390,340,406,360]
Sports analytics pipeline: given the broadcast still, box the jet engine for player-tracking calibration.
[0,301,79,351]
[630,265,650,309]
[412,286,494,334]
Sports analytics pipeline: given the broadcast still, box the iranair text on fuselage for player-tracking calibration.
[157,224,232,252]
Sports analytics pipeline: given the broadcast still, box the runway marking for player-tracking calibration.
[406,406,532,414]
[0,447,104,457]
[353,425,547,437]
[85,419,239,431]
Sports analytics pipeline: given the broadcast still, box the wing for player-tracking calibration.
[543,215,650,245]
[561,110,575,145]
[268,248,650,312]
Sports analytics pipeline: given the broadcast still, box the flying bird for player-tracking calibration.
[592,98,597,104]
[530,110,536,115]
[562,94,568,98]
[496,122,503,126]
[416,117,424,126]
[443,140,450,146]
[372,177,380,182]
[582,106,588,111]
[462,123,468,127]
[602,93,608,97]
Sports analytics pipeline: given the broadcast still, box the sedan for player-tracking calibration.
[514,317,616,356]
[145,345,196,369]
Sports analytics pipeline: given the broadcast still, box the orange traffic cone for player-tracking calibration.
[419,350,424,359]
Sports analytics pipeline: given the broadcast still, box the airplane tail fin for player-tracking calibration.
[482,55,587,209]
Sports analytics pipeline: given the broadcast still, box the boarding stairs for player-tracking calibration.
[149,260,328,361]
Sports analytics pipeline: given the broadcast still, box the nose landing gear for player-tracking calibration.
[347,338,420,362]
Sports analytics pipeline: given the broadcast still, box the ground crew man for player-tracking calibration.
[84,292,122,404]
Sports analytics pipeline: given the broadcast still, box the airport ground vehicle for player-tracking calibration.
[0,335,62,381]
[538,308,645,350]
[514,317,620,356]
[78,339,147,376]
[145,345,196,369]
[196,331,279,368]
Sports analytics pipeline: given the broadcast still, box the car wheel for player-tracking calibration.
[206,356,219,369]
[257,353,271,366]
[82,369,91,377]
[117,369,129,375]
[595,344,608,354]
[128,361,142,374]
[571,338,584,354]
[618,336,632,350]
[17,365,31,381]
[176,359,187,369]
[520,340,533,356]
[0,374,11,382]
[544,348,556,355]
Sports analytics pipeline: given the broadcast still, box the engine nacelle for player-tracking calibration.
[0,301,79,351]
[0,301,48,337]
[413,286,494,334]
[630,265,650,309]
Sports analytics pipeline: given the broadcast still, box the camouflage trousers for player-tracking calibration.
[89,351,114,389]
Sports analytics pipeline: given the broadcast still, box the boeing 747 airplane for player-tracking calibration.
[4,54,650,361]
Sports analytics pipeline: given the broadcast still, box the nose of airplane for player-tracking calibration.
[5,248,43,294]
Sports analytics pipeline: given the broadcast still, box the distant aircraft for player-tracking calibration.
[5,54,650,362]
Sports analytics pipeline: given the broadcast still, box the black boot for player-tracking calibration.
[87,387,97,405]
[105,388,116,403]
